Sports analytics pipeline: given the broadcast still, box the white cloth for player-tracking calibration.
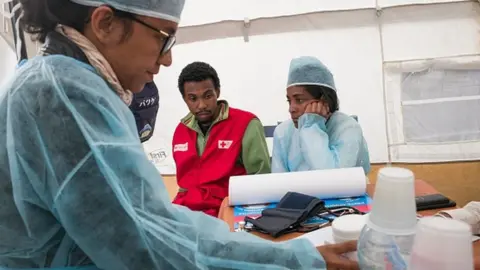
[438,201,480,235]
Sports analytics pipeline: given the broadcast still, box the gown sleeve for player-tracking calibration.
[297,113,364,170]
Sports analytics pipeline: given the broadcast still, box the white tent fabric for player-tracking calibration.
[385,55,480,162]
[178,0,468,27]
[0,33,17,90]
[147,0,480,174]
[179,0,375,27]
[0,0,479,174]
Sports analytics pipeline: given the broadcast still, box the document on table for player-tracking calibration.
[296,227,334,246]
[295,227,479,248]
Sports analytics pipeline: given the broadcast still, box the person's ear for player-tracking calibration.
[215,89,220,98]
[89,6,123,45]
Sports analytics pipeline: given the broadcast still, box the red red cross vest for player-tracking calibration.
[172,108,256,217]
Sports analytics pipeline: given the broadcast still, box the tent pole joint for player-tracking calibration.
[242,17,250,42]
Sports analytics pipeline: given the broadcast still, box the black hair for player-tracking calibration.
[19,0,133,43]
[178,62,221,96]
[304,85,339,112]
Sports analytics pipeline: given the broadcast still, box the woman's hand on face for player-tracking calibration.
[316,241,360,270]
[304,100,331,119]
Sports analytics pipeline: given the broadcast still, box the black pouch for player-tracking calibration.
[415,194,456,211]
[244,192,326,238]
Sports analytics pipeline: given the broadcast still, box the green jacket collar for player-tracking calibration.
[181,100,230,131]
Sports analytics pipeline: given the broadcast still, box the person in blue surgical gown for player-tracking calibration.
[272,56,371,174]
[0,1,360,269]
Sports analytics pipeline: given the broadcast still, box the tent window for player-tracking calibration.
[401,69,480,143]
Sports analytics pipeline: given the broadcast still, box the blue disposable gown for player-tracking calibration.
[0,55,326,270]
[271,112,371,174]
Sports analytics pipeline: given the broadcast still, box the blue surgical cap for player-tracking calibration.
[70,0,185,23]
[287,56,336,92]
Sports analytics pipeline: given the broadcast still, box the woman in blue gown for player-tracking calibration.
[272,56,371,174]
[0,1,359,269]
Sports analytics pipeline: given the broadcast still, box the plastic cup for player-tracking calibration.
[366,167,417,235]
[332,214,367,243]
[332,214,367,261]
[409,217,473,270]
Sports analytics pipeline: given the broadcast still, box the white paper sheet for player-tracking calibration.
[228,167,367,206]
[296,227,335,246]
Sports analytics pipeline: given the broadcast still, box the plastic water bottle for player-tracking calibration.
[357,224,415,269]
[357,167,418,269]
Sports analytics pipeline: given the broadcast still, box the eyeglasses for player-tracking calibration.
[89,6,177,57]
[316,206,365,221]
[129,17,176,57]
[128,16,176,57]
[297,206,366,233]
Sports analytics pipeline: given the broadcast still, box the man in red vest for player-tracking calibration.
[172,61,271,217]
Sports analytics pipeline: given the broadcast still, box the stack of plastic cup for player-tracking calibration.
[366,167,417,235]
[358,167,418,269]
[409,216,474,270]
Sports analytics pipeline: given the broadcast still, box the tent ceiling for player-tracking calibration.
[177,9,375,45]
[176,0,474,45]
[0,0,473,52]
[179,0,375,27]
[178,0,468,27]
